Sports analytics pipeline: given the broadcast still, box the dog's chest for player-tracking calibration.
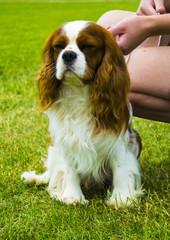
[48,101,100,151]
[46,100,117,178]
[45,85,119,179]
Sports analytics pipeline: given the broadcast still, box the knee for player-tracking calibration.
[97,10,127,28]
[97,10,135,28]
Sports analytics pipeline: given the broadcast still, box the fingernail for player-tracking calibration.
[106,26,111,30]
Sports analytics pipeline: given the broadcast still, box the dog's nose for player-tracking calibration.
[62,51,77,63]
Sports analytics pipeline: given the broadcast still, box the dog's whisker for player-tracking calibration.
[45,65,56,72]
[51,72,56,79]
[46,62,56,68]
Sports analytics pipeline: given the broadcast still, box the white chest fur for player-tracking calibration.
[45,85,120,182]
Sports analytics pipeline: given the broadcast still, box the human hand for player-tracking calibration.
[107,16,148,55]
[137,0,166,15]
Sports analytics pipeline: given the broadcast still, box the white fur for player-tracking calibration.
[22,82,142,207]
[21,21,143,207]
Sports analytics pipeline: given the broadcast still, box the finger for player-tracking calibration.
[154,0,166,14]
[137,5,157,15]
[155,3,166,14]
[156,8,166,14]
[108,25,124,38]
[114,34,121,43]
[112,34,129,54]
[141,7,156,15]
[106,26,111,30]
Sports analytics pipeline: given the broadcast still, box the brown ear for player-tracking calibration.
[90,29,130,135]
[37,31,61,112]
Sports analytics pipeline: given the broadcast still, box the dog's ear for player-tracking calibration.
[90,29,130,135]
[37,30,61,112]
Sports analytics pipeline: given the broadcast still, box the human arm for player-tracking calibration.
[108,14,170,55]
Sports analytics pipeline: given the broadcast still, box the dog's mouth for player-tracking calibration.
[61,67,84,87]
[64,68,74,74]
[56,66,75,80]
[63,67,76,77]
[63,66,81,78]
[56,61,85,85]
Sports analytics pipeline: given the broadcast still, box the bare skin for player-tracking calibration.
[137,0,168,15]
[97,7,170,123]
[128,47,170,122]
[107,14,170,55]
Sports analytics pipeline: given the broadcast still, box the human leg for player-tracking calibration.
[128,47,170,122]
[97,10,136,28]
[97,10,170,122]
[128,47,170,100]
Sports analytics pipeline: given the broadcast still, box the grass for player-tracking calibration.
[0,0,169,239]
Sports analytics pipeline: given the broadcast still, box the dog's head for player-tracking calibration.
[38,21,130,134]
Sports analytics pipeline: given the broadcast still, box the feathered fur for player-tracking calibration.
[21,21,143,208]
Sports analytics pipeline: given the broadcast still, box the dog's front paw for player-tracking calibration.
[50,191,89,206]
[61,196,89,206]
[107,192,136,208]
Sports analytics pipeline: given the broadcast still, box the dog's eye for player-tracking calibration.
[53,44,65,50]
[80,44,94,51]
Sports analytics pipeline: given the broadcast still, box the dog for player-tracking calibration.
[21,21,143,207]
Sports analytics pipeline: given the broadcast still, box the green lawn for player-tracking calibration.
[0,1,169,239]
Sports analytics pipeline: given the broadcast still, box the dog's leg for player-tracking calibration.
[44,146,88,205]
[107,142,143,208]
[21,171,49,186]
[49,168,89,205]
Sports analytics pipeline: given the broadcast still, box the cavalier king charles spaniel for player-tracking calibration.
[21,21,143,207]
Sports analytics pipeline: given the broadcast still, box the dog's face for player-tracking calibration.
[46,21,106,85]
[56,22,102,82]
[38,21,130,134]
